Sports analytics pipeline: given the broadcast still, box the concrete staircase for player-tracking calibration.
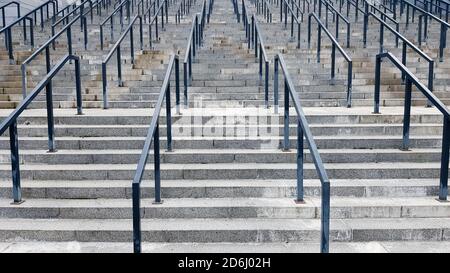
[0,0,449,253]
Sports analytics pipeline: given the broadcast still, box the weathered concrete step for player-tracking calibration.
[0,162,447,180]
[0,178,441,199]
[0,135,444,150]
[3,123,444,137]
[0,148,445,164]
[0,196,447,219]
[2,241,450,253]
[0,217,447,242]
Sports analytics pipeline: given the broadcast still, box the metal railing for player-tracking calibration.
[0,54,83,204]
[175,0,196,24]
[308,12,353,107]
[183,0,208,107]
[147,0,170,48]
[53,0,104,50]
[241,1,271,108]
[0,1,20,28]
[253,0,273,22]
[363,11,435,96]
[279,0,302,47]
[400,0,449,62]
[101,15,143,109]
[407,0,450,21]
[0,1,59,63]
[100,0,132,50]
[317,0,351,47]
[132,54,181,253]
[274,53,331,253]
[364,1,400,47]
[21,13,86,99]
[374,51,448,201]
[340,0,365,21]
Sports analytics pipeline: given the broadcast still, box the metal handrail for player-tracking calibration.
[0,1,20,28]
[175,0,196,23]
[241,0,271,108]
[341,0,365,21]
[274,53,331,253]
[0,54,83,204]
[53,0,103,50]
[147,0,170,48]
[0,1,59,62]
[363,11,435,95]
[52,0,94,31]
[183,0,208,107]
[254,0,273,22]
[374,51,449,201]
[100,0,132,50]
[22,13,86,98]
[279,0,302,46]
[101,15,143,109]
[308,12,353,107]
[409,0,450,21]
[364,1,400,47]
[132,54,181,253]
[400,0,449,61]
[318,0,351,47]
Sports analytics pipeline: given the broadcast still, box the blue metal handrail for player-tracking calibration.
[278,0,302,47]
[274,53,331,253]
[22,13,86,99]
[363,11,435,97]
[100,0,132,50]
[241,1,271,109]
[308,12,353,107]
[101,15,143,109]
[183,0,208,107]
[0,1,59,62]
[400,0,449,61]
[317,0,351,47]
[0,1,20,28]
[175,0,196,24]
[147,0,170,48]
[52,0,94,31]
[408,0,450,21]
[0,54,83,204]
[132,54,181,253]
[253,0,273,22]
[374,51,449,201]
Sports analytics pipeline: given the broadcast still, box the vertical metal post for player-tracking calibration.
[9,121,22,204]
[283,78,290,151]
[331,44,335,83]
[374,54,381,113]
[274,57,279,114]
[184,61,188,108]
[439,116,450,201]
[132,182,141,253]
[175,58,181,114]
[347,61,352,108]
[102,62,108,109]
[45,46,56,152]
[401,78,412,151]
[166,82,172,152]
[74,57,83,115]
[296,119,304,203]
[317,25,321,63]
[321,181,330,253]
[154,122,162,204]
[379,23,384,54]
[401,42,407,82]
[117,46,123,86]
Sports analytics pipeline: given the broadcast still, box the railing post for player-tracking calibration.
[184,60,188,108]
[283,78,290,151]
[102,62,109,109]
[7,28,13,64]
[401,78,412,151]
[295,119,304,203]
[321,181,330,253]
[74,56,83,115]
[153,121,162,204]
[347,61,352,108]
[175,57,181,114]
[166,81,173,152]
[317,25,321,63]
[45,46,56,153]
[9,121,22,204]
[297,22,301,48]
[132,181,141,253]
[274,56,279,114]
[401,41,407,82]
[265,60,269,108]
[374,54,381,113]
[439,24,446,62]
[418,15,423,47]
[330,43,335,84]
[439,116,449,201]
[363,4,368,48]
[117,46,123,86]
